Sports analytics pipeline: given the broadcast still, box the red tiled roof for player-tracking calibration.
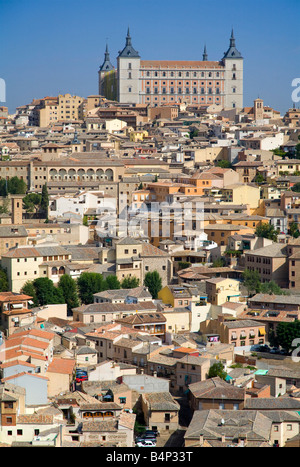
[47,357,76,375]
[141,60,223,68]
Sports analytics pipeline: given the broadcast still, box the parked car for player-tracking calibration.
[76,374,88,382]
[144,429,159,437]
[259,345,270,352]
[136,439,156,447]
[135,433,156,444]
[270,347,280,354]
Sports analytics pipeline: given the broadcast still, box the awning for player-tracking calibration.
[259,328,266,335]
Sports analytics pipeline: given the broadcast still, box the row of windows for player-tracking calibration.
[145,81,221,86]
[247,256,271,264]
[142,70,223,78]
[144,96,222,103]
[146,87,221,95]
[246,266,271,274]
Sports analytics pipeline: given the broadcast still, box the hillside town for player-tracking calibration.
[1,29,300,449]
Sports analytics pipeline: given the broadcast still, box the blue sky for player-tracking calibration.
[1,0,299,114]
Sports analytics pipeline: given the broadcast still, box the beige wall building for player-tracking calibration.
[205,277,241,306]
[141,392,180,433]
[38,94,86,127]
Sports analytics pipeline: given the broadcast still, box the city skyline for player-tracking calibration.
[1,0,299,114]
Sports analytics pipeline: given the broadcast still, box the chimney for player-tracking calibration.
[199,434,204,446]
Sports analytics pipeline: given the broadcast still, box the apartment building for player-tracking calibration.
[244,243,289,288]
[38,94,86,126]
[200,317,266,349]
[1,245,72,292]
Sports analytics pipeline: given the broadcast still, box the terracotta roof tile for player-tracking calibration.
[47,357,76,375]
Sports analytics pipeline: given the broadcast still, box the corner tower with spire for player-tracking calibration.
[222,29,244,109]
[98,43,117,100]
[117,28,141,104]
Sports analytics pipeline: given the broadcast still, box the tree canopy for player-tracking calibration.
[24,277,65,306]
[58,274,80,314]
[23,193,42,214]
[242,269,262,296]
[292,183,300,193]
[0,266,9,292]
[0,177,27,197]
[255,223,278,242]
[77,272,105,304]
[121,276,140,289]
[276,321,300,354]
[208,362,227,380]
[217,160,232,168]
[41,184,49,220]
[21,281,39,307]
[144,270,162,299]
[242,270,287,297]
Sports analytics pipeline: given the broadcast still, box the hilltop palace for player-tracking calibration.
[98,28,243,109]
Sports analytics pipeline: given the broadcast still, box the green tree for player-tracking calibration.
[260,280,288,295]
[189,129,199,139]
[290,222,300,238]
[58,274,80,314]
[276,321,300,354]
[0,180,7,197]
[23,193,42,214]
[208,362,227,380]
[121,276,140,289]
[0,177,27,197]
[0,199,9,215]
[216,160,232,169]
[272,147,287,158]
[178,261,191,270]
[255,223,278,242]
[41,183,49,219]
[254,173,265,184]
[212,257,226,267]
[144,270,162,299]
[7,176,27,195]
[77,272,105,304]
[268,328,279,348]
[0,266,9,292]
[292,183,300,193]
[32,277,65,306]
[243,268,261,296]
[21,281,39,307]
[103,275,121,290]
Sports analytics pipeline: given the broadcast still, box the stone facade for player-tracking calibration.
[99,29,243,109]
